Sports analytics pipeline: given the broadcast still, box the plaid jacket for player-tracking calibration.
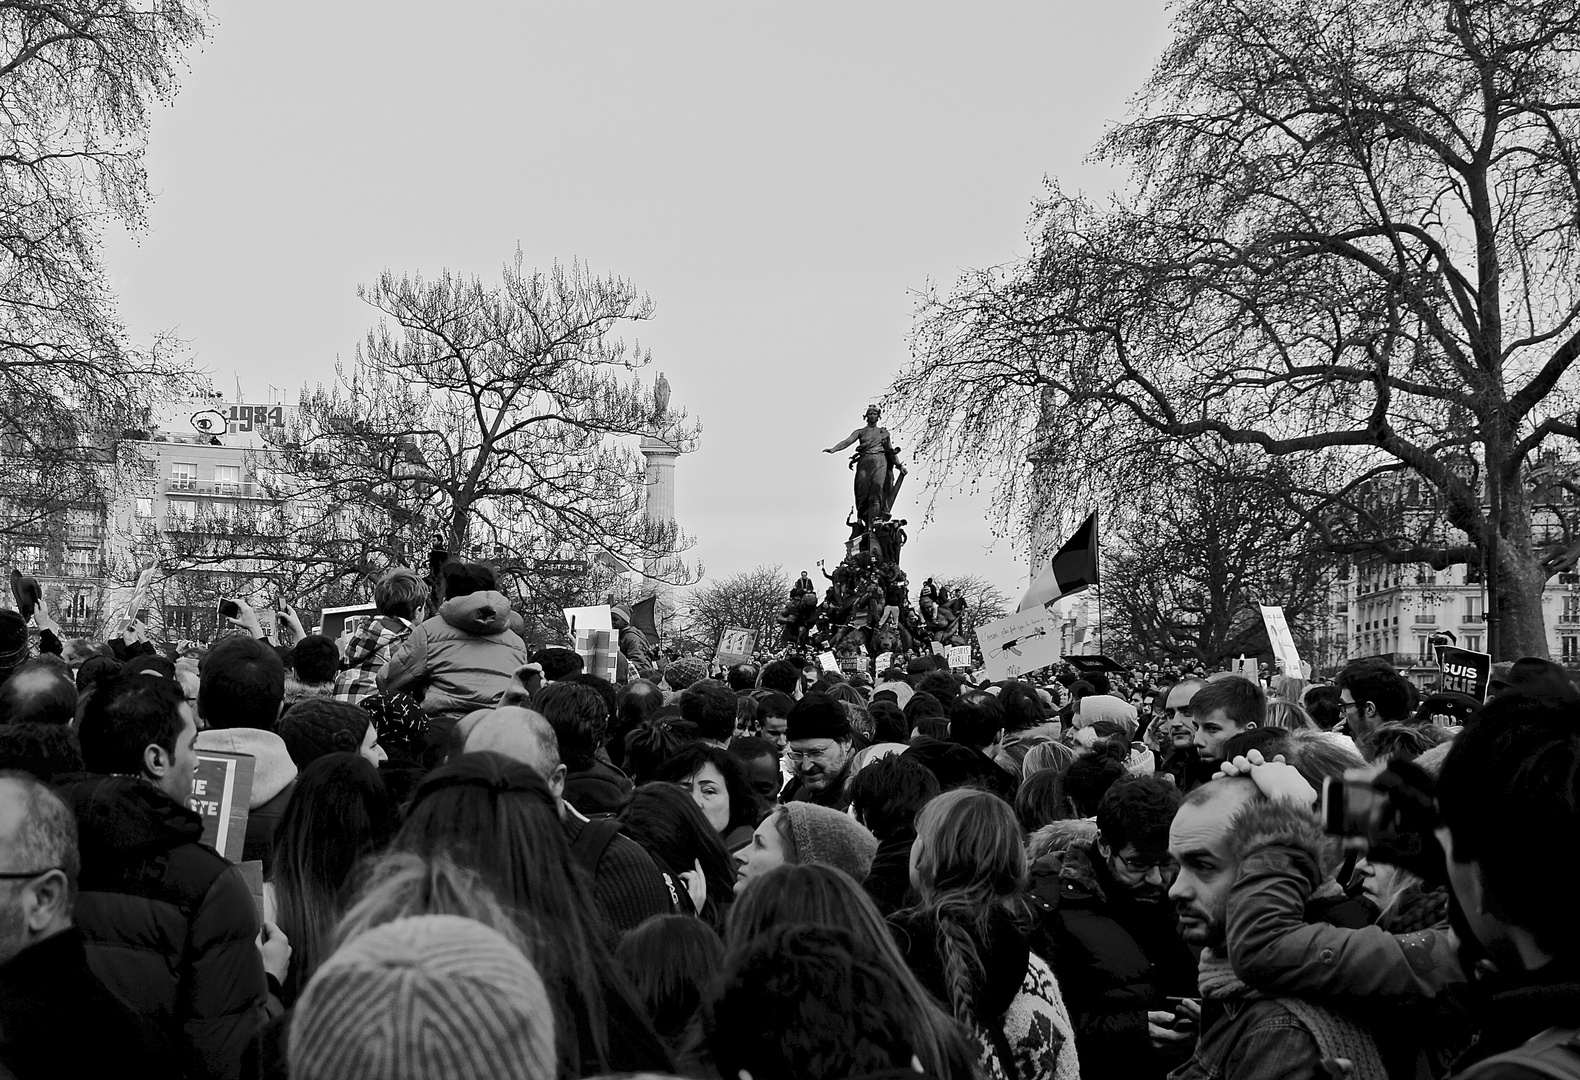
[333,614,413,704]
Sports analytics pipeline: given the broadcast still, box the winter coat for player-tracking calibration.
[194,727,298,870]
[1028,839,1199,1079]
[62,775,268,1080]
[1445,959,1580,1080]
[0,926,170,1080]
[863,826,919,916]
[889,906,1080,1080]
[1223,797,1468,1077]
[377,590,529,745]
[563,758,635,817]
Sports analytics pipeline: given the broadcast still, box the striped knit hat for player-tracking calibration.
[288,915,556,1080]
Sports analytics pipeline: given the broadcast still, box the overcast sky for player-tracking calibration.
[105,1,1172,604]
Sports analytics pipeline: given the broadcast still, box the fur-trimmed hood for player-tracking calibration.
[1027,816,1099,864]
[1224,796,1345,888]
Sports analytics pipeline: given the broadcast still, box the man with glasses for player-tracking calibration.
[780,693,856,812]
[0,771,168,1077]
[1335,659,1414,745]
[1030,774,1200,1079]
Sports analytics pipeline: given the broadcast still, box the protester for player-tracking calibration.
[459,706,676,934]
[847,752,938,915]
[282,634,339,705]
[195,635,298,866]
[0,658,76,725]
[1335,659,1413,743]
[0,772,168,1080]
[727,734,784,804]
[890,787,1081,1080]
[378,560,530,752]
[331,569,426,704]
[289,915,556,1080]
[614,915,722,1061]
[268,753,400,1004]
[0,722,83,781]
[390,751,674,1076]
[1188,676,1265,767]
[726,863,982,1079]
[652,741,763,852]
[1030,774,1198,1079]
[71,675,271,1080]
[617,782,735,928]
[1016,766,1078,833]
[780,692,857,810]
[276,697,386,771]
[679,677,737,746]
[947,690,1017,800]
[732,802,877,896]
[535,680,632,815]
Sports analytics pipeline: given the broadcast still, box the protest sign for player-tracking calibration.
[976,608,1059,681]
[320,603,378,643]
[1259,605,1304,675]
[817,650,840,673]
[575,627,619,682]
[716,627,756,666]
[190,751,254,864]
[563,605,612,635]
[947,645,973,669]
[1435,645,1492,702]
[874,651,894,673]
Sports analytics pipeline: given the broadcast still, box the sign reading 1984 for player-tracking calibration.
[228,405,286,431]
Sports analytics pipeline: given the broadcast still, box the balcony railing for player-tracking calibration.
[166,479,268,498]
[1461,614,1485,625]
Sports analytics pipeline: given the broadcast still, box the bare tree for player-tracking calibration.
[685,565,791,652]
[892,0,1580,658]
[934,574,1011,626]
[0,0,204,541]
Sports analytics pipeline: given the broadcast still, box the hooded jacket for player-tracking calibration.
[377,590,529,740]
[193,726,298,868]
[61,775,267,1080]
[1028,839,1199,1079]
[1224,796,1469,1078]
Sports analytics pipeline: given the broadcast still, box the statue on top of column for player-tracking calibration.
[824,405,907,527]
[655,372,671,417]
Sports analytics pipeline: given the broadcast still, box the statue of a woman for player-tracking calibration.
[825,405,902,526]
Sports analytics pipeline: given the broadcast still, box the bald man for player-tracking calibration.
[461,706,675,933]
[0,772,167,1077]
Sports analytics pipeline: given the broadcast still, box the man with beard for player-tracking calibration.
[1165,778,1387,1080]
[779,693,856,812]
[1030,774,1199,1078]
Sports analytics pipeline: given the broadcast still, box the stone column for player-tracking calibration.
[640,435,681,622]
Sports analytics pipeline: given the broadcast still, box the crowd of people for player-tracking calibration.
[0,559,1577,1080]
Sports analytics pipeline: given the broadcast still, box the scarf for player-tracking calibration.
[1197,950,1388,1080]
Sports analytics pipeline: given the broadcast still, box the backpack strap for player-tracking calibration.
[571,816,622,879]
[1456,1029,1580,1080]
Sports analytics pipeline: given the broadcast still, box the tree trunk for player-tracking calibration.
[1493,480,1550,660]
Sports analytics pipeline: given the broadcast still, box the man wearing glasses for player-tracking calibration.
[779,693,857,812]
[1030,774,1201,1079]
[0,772,167,1076]
[1334,659,1414,743]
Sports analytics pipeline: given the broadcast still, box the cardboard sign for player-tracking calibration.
[817,650,840,672]
[1259,605,1304,675]
[947,645,973,670]
[575,627,620,682]
[1435,645,1492,702]
[716,627,756,666]
[320,603,379,643]
[563,605,613,634]
[976,608,1059,681]
[874,652,894,674]
[190,752,255,864]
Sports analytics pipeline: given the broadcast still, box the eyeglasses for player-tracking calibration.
[1339,700,1360,713]
[1116,854,1178,876]
[786,746,837,764]
[0,866,62,880]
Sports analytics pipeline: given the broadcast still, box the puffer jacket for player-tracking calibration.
[377,590,529,744]
[62,775,267,1080]
[1028,839,1199,1079]
[1224,796,1470,1077]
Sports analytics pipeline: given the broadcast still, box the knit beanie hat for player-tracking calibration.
[873,680,915,709]
[782,803,878,881]
[289,915,556,1080]
[664,656,708,691]
[785,693,851,742]
[277,698,371,770]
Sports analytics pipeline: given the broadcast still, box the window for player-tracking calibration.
[209,501,238,523]
[1564,594,1580,620]
[64,548,95,576]
[171,463,197,490]
[1466,562,1483,584]
[1565,636,1579,661]
[135,497,154,518]
[168,499,195,522]
[1465,595,1484,621]
[1418,635,1435,661]
[10,545,43,573]
[1464,635,1483,652]
[214,465,241,493]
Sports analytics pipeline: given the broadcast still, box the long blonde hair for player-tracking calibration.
[907,788,1033,1023]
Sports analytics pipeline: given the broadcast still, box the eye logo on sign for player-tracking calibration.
[191,410,227,436]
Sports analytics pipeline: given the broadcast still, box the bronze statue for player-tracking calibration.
[825,405,906,527]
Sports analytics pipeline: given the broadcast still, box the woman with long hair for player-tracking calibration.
[617,782,736,929]
[652,742,764,852]
[891,788,1080,1080]
[391,751,674,1077]
[614,915,723,1062]
[728,863,982,1079]
[268,753,400,1004]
